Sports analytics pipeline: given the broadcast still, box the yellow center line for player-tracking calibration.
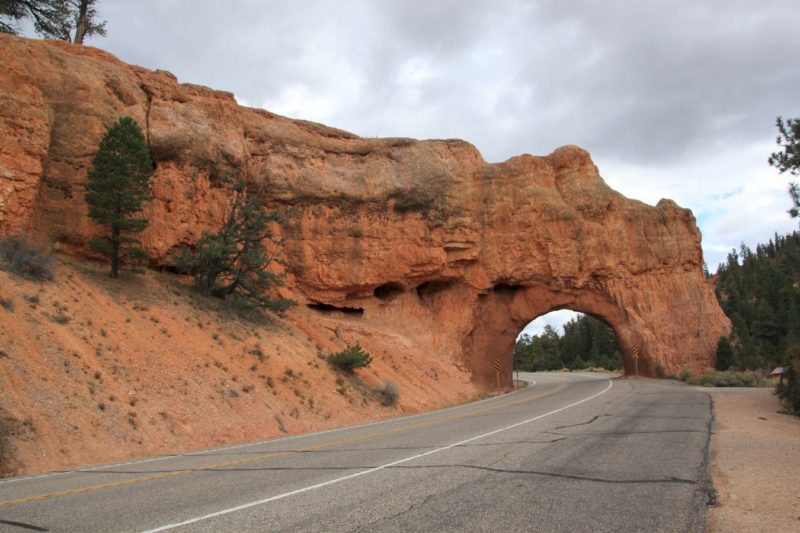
[1,380,570,507]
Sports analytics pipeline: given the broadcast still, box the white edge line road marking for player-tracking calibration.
[142,377,613,532]
[0,374,549,486]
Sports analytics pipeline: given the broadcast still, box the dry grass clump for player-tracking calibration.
[679,368,770,387]
[0,234,55,281]
[379,381,400,406]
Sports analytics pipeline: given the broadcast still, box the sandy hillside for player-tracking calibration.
[0,257,479,477]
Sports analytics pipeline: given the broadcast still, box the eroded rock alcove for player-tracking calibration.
[0,34,731,382]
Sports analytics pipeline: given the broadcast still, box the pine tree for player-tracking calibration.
[0,0,106,43]
[511,314,622,371]
[715,232,800,369]
[769,116,800,221]
[85,117,153,278]
[178,175,295,315]
[715,337,736,370]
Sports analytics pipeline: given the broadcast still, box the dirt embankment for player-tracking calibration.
[0,258,478,477]
[705,387,800,532]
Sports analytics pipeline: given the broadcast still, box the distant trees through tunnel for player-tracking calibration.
[514,311,623,371]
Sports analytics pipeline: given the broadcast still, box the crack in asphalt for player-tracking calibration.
[544,428,706,437]
[44,439,570,476]
[700,393,718,507]
[353,492,437,531]
[0,519,49,531]
[553,414,604,429]
[386,463,699,485]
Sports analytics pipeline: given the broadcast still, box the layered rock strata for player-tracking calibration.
[0,34,731,381]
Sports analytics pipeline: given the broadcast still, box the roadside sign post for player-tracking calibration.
[511,351,518,388]
[633,345,640,376]
[493,358,501,388]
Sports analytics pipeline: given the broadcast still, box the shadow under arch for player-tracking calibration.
[464,281,649,387]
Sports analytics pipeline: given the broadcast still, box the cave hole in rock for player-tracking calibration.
[415,280,454,299]
[513,310,623,372]
[373,282,405,301]
[306,302,364,317]
[492,282,524,295]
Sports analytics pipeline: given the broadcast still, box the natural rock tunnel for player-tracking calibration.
[0,34,731,383]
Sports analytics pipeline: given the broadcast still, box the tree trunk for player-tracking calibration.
[111,228,119,278]
[73,0,89,44]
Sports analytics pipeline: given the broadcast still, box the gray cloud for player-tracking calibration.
[21,0,800,277]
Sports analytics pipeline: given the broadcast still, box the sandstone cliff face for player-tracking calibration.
[0,34,730,381]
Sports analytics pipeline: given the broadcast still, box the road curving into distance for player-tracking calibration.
[0,372,713,532]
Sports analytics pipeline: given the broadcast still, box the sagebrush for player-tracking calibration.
[379,381,400,406]
[679,368,769,387]
[0,234,54,281]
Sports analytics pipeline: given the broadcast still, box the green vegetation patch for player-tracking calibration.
[327,344,372,373]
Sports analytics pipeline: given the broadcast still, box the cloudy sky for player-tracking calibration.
[19,0,800,333]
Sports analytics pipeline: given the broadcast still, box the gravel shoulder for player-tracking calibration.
[704,386,800,532]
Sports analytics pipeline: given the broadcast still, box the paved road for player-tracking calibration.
[0,373,713,532]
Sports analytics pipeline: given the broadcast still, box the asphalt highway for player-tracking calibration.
[0,372,713,532]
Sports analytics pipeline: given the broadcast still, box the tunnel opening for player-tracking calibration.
[512,310,623,372]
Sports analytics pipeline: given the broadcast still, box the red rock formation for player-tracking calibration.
[0,34,731,381]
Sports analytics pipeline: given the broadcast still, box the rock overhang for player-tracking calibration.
[0,33,731,381]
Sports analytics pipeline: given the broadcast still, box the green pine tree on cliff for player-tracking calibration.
[177,174,295,315]
[85,116,153,278]
[768,116,800,221]
[1,0,106,43]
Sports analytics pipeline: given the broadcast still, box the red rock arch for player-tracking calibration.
[466,284,653,386]
[0,35,731,384]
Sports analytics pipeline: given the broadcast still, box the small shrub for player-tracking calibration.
[0,418,14,477]
[49,312,71,324]
[0,298,13,312]
[683,369,769,387]
[0,235,55,281]
[251,347,265,362]
[379,381,400,406]
[327,344,372,373]
[679,368,694,383]
[0,414,34,477]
